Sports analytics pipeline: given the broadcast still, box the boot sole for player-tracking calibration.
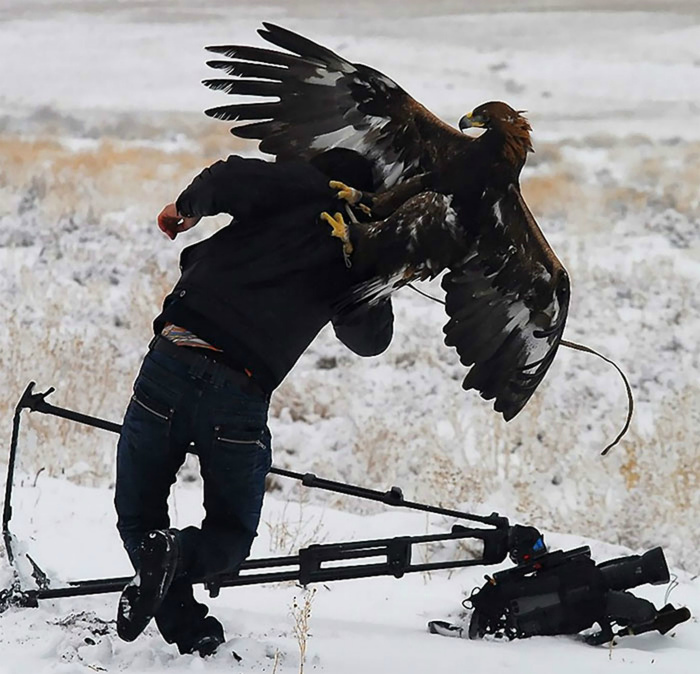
[117,531,179,642]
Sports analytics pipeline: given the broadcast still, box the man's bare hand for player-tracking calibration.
[157,203,201,240]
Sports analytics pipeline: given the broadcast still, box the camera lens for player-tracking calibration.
[597,547,669,591]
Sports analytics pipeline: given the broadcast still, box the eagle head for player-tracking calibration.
[459,101,525,130]
[459,102,534,158]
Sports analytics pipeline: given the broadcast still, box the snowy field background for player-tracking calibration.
[1,1,699,672]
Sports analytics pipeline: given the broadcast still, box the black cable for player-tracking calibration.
[406,283,445,304]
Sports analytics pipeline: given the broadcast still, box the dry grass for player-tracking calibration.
[521,138,700,237]
[264,485,328,556]
[290,587,317,674]
[0,133,252,224]
[612,387,700,569]
[522,172,586,219]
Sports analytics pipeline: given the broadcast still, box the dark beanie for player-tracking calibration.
[309,148,376,192]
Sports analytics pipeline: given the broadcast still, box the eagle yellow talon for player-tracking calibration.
[329,180,361,206]
[320,211,353,249]
[320,211,354,267]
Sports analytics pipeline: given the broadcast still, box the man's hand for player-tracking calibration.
[157,203,201,240]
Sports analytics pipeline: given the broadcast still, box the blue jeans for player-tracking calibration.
[115,343,272,648]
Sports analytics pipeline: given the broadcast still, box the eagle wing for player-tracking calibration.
[442,185,570,421]
[203,23,468,189]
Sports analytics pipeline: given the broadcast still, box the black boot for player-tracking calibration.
[179,616,227,658]
[117,529,180,642]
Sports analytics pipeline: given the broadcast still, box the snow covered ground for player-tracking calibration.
[1,1,700,672]
[2,473,700,674]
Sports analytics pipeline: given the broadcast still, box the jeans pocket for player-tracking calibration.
[212,425,273,480]
[132,380,175,423]
[127,375,181,445]
[131,392,172,423]
[213,424,267,450]
[121,391,174,457]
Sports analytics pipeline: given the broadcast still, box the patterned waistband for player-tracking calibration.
[161,323,223,351]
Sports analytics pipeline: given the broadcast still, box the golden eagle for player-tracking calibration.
[202,23,570,421]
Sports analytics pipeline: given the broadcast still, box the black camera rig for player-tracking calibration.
[1,382,691,646]
[463,525,690,644]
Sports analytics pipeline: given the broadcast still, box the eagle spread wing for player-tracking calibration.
[442,186,570,420]
[335,182,569,421]
[204,22,468,189]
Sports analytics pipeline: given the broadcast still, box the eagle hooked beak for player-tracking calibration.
[459,111,486,132]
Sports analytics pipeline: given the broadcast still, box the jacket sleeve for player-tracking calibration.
[175,155,331,221]
[331,299,394,357]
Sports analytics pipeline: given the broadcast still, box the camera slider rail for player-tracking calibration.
[2,382,511,613]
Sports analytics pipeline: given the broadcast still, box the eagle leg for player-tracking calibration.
[320,211,354,268]
[329,180,372,216]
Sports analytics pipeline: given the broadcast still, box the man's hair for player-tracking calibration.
[310,148,376,192]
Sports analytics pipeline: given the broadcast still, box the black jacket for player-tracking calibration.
[154,155,393,393]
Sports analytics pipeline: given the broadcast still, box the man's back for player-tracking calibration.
[155,154,393,392]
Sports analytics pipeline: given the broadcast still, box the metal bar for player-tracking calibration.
[8,383,508,528]
[48,554,302,595]
[310,548,387,561]
[236,554,299,569]
[29,400,122,435]
[274,468,503,526]
[2,382,37,566]
[32,555,496,602]
[36,570,305,599]
[402,558,496,572]
[311,530,490,549]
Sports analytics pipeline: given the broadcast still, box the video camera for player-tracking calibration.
[467,525,691,644]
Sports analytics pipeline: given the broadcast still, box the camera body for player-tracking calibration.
[468,526,688,644]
